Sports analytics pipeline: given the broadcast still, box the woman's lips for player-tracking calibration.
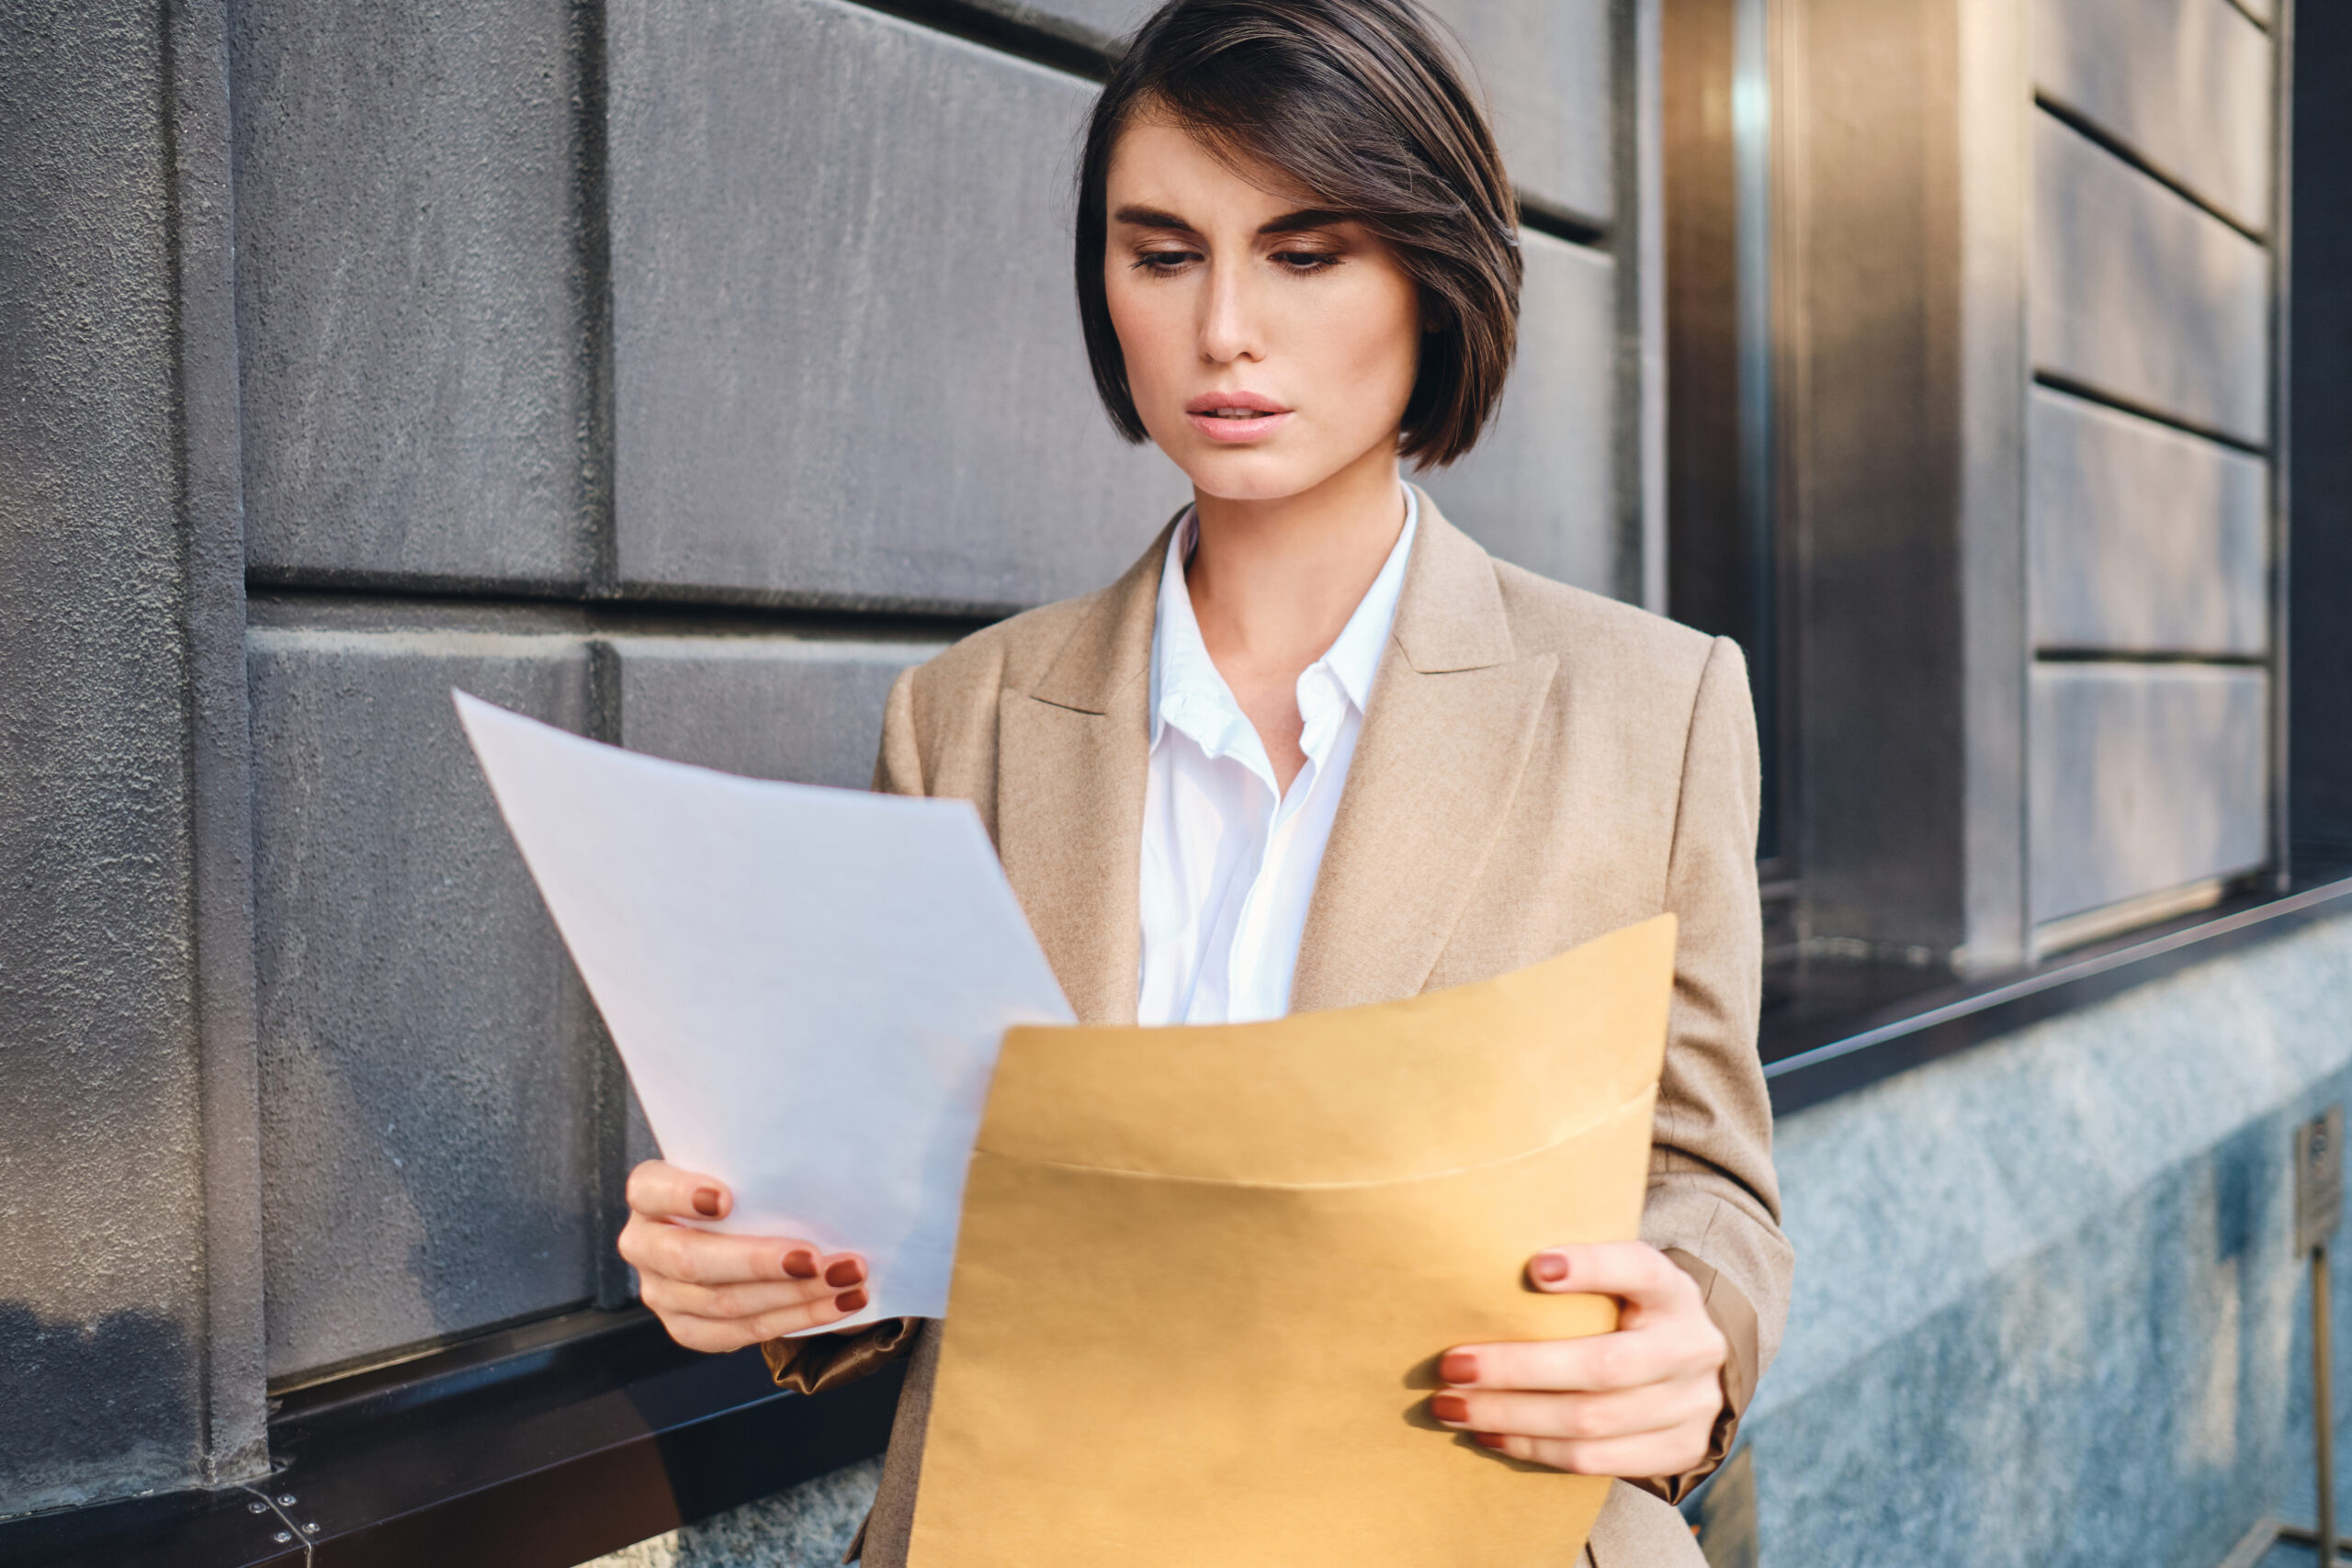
[1183,392,1293,444]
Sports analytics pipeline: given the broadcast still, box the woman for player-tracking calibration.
[618,0,1790,1562]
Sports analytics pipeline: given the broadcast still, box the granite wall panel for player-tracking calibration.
[0,0,210,1512]
[2031,114,2269,442]
[247,628,605,1380]
[1418,231,1617,591]
[1752,912,2352,1567]
[2029,662,2268,925]
[231,0,593,587]
[612,636,944,789]
[2033,0,2273,231]
[983,0,1614,223]
[609,0,1189,614]
[2029,387,2268,656]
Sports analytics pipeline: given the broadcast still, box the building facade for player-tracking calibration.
[2,0,2347,1562]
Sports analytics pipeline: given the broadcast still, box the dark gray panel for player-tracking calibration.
[2031,114,2269,442]
[2030,387,2267,655]
[2033,0,2273,232]
[609,0,1189,612]
[2029,663,2267,924]
[614,637,944,789]
[247,629,605,1379]
[232,0,592,586]
[0,0,209,1513]
[989,0,1614,223]
[1419,232,1616,592]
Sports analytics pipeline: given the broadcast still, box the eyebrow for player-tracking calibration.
[1110,204,1353,238]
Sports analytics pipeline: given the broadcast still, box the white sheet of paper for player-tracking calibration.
[453,689,1073,1332]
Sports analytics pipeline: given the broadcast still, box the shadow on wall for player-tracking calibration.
[0,1303,195,1517]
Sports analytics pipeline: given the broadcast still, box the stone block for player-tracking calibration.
[232,0,592,587]
[246,627,607,1379]
[2032,113,2269,443]
[2029,386,2268,656]
[991,0,1614,223]
[2033,0,2273,233]
[612,636,944,789]
[0,0,209,1511]
[608,0,1190,613]
[1419,231,1617,592]
[2028,662,2267,925]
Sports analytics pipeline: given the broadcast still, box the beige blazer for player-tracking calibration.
[772,494,1792,1568]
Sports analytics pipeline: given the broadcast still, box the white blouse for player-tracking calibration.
[1136,487,1419,1026]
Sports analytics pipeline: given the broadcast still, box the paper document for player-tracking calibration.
[453,690,1073,1332]
[910,915,1676,1566]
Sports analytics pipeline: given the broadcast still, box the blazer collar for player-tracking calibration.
[1288,491,1558,1012]
[1385,487,1519,675]
[995,519,1172,1025]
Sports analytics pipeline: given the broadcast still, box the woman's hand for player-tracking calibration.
[617,1159,872,1352]
[1430,1242,1728,1480]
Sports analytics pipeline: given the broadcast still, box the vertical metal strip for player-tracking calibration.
[576,0,637,1311]
[1613,0,1668,612]
[583,637,638,1309]
[163,0,272,1487]
[2268,0,2296,888]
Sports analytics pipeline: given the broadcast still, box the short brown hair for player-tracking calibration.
[1074,0,1522,469]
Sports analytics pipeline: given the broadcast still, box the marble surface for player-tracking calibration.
[582,1457,882,1568]
[1747,912,2352,1567]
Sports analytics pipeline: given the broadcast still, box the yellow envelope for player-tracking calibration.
[908,914,1677,1567]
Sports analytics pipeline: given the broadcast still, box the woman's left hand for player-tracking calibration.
[1430,1241,1728,1479]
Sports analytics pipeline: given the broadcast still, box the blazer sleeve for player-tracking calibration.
[1634,635,1793,1505]
[763,668,929,1396]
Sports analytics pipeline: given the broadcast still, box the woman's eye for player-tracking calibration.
[1134,250,1199,273]
[1273,250,1341,273]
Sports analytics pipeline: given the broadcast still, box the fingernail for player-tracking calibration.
[824,1258,865,1288]
[835,1288,869,1314]
[783,1250,818,1280]
[1440,1351,1478,1385]
[692,1188,722,1218]
[1531,1252,1569,1284]
[1474,1432,1506,1450]
[1430,1393,1469,1424]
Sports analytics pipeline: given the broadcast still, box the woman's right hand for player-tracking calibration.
[617,1159,871,1351]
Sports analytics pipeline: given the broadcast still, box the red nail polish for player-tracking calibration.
[1474,1432,1506,1450]
[1531,1252,1568,1284]
[1430,1393,1469,1424]
[1440,1351,1478,1385]
[783,1250,818,1279]
[835,1288,869,1314]
[824,1258,865,1288]
[692,1188,722,1218]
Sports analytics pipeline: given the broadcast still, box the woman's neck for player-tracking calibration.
[1183,444,1408,793]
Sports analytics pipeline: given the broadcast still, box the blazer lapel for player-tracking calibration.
[1288,497,1557,1013]
[993,525,1170,1027]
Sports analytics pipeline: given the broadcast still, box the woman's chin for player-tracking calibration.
[1166,446,1345,505]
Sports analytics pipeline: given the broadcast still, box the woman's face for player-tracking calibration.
[1102,114,1424,504]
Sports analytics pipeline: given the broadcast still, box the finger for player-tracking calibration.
[1430,1379,1724,1444]
[619,1218,859,1290]
[639,1271,840,1324]
[1440,1324,1714,1394]
[626,1159,733,1222]
[1523,1242,1696,1315]
[1472,1425,1714,1481]
[751,1285,870,1338]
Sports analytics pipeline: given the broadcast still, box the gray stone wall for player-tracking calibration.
[2024,0,2279,942]
[0,0,1650,1517]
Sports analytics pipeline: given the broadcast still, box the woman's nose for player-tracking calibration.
[1197,264,1265,365]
